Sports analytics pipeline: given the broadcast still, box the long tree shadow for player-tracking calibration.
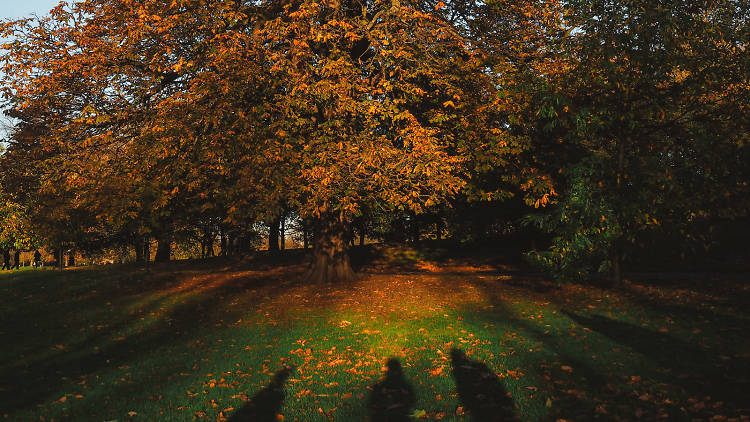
[228,366,295,422]
[0,265,302,415]
[450,349,517,421]
[368,358,416,422]
[562,310,750,408]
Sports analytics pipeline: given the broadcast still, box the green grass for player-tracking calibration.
[1,250,748,421]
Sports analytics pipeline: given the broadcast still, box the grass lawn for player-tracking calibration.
[1,244,749,421]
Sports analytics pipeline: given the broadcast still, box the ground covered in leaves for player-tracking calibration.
[1,245,749,421]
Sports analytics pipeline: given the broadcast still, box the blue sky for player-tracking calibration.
[0,0,63,21]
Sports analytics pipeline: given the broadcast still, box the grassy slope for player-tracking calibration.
[1,244,748,422]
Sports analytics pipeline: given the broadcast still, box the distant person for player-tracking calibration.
[1,249,10,270]
[12,250,20,269]
[33,250,42,268]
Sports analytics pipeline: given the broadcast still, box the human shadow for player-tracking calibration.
[228,366,295,422]
[368,358,416,422]
[450,349,516,421]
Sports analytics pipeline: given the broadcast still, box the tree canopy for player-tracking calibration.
[1,0,747,281]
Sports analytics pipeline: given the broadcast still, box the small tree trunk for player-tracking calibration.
[268,217,281,251]
[613,252,623,285]
[143,238,151,263]
[280,216,286,251]
[360,228,365,246]
[611,137,627,286]
[201,226,208,259]
[67,250,75,267]
[58,248,64,271]
[155,233,172,262]
[201,225,211,258]
[135,236,144,263]
[220,230,228,256]
[306,211,355,283]
[303,228,309,249]
[143,237,151,271]
[410,212,420,243]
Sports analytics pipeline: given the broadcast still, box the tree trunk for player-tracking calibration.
[303,228,309,249]
[280,215,286,251]
[135,236,144,263]
[613,252,623,285]
[306,212,355,283]
[201,225,213,258]
[67,250,75,267]
[58,248,64,271]
[268,217,281,251]
[612,137,627,286]
[220,230,228,256]
[409,212,420,243]
[143,238,151,264]
[155,233,172,262]
[143,238,151,271]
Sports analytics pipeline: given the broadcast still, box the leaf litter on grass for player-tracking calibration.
[1,263,748,421]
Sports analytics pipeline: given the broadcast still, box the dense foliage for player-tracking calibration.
[1,0,747,281]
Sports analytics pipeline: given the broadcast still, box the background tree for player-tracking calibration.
[524,0,750,283]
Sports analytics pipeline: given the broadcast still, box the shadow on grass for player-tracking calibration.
[450,349,516,421]
[228,366,295,422]
[0,265,301,415]
[562,310,750,408]
[349,241,526,275]
[464,278,656,419]
[466,273,749,418]
[368,358,416,422]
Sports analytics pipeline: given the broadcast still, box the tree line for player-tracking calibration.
[1,0,748,282]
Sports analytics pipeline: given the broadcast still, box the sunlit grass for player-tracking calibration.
[1,253,748,421]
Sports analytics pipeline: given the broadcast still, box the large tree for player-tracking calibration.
[248,0,494,281]
[3,0,515,281]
